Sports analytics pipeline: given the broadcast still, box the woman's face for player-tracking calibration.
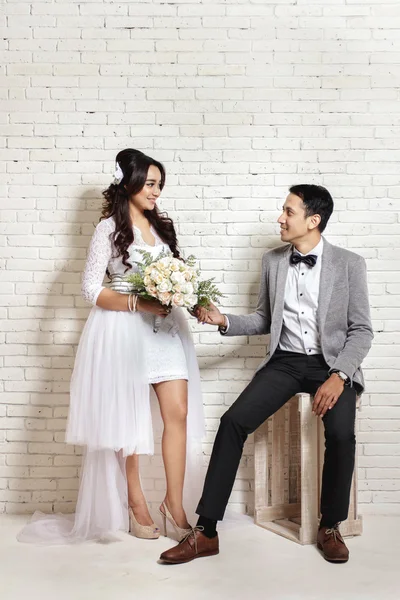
[130,165,163,212]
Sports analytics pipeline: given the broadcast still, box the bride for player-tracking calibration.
[18,148,205,543]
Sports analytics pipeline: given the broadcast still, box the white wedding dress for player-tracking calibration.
[18,217,205,544]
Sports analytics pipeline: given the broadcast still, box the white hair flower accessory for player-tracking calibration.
[113,163,124,184]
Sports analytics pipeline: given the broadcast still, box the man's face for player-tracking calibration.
[277,193,319,244]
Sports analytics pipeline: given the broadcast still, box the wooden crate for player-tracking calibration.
[254,393,362,545]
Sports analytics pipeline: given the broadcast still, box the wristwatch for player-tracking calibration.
[219,315,228,333]
[332,370,349,385]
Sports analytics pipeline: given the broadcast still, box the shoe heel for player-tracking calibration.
[159,500,192,540]
[159,509,167,537]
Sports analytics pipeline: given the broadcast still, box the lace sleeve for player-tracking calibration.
[81,219,114,305]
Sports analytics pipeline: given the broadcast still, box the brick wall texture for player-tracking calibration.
[1,0,400,516]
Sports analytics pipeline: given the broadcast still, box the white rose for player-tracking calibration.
[183,296,193,308]
[158,279,172,293]
[171,271,185,285]
[150,270,163,285]
[182,282,194,295]
[170,258,181,272]
[187,294,198,308]
[144,275,152,286]
[172,292,184,307]
[158,291,172,305]
[159,256,172,268]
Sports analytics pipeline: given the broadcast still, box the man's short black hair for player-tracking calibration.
[289,184,334,233]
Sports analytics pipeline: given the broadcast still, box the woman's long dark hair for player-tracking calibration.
[101,148,180,271]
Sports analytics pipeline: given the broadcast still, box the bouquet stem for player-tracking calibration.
[153,315,162,333]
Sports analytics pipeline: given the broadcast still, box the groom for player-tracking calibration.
[160,184,373,564]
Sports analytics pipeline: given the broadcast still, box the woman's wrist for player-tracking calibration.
[127,294,139,313]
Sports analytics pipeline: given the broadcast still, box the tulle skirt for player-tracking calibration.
[17,307,205,544]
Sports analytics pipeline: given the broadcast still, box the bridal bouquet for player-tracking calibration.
[125,249,223,332]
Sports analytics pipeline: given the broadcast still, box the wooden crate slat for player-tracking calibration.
[271,405,286,506]
[254,393,362,545]
[254,420,269,509]
[299,393,319,544]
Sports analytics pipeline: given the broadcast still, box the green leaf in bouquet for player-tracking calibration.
[128,248,170,275]
[197,278,225,308]
[125,272,146,292]
[184,254,197,268]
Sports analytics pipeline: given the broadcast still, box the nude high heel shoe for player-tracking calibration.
[159,501,192,540]
[128,506,160,540]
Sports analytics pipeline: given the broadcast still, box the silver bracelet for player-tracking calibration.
[127,293,133,313]
[132,294,138,313]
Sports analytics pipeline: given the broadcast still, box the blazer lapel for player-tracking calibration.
[317,238,335,332]
[271,246,291,335]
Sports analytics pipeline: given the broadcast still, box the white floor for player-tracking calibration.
[1,514,399,600]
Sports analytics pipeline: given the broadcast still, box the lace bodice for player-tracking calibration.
[81,217,170,305]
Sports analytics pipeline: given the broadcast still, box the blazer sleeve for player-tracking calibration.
[329,255,374,382]
[81,220,113,305]
[221,251,271,337]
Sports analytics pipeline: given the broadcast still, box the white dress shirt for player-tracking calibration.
[222,239,324,354]
[278,237,324,355]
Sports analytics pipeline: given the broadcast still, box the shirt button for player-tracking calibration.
[308,349,311,353]
[305,331,308,334]
[301,273,304,276]
[300,293,303,297]
[301,312,304,314]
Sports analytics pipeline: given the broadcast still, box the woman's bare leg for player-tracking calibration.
[126,454,153,526]
[153,379,190,529]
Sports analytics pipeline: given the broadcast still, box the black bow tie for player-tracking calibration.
[290,252,318,268]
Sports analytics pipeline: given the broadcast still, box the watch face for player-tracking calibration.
[334,371,347,381]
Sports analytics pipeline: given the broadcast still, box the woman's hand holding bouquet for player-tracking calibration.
[125,250,223,332]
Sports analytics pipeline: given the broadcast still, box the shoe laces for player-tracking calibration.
[325,523,342,544]
[180,526,204,554]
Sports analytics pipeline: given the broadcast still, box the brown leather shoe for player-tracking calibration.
[317,525,349,563]
[159,527,219,564]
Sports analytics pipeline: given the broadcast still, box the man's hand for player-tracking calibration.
[193,302,226,327]
[312,374,345,417]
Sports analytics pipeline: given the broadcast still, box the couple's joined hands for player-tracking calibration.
[137,298,222,322]
[192,302,226,328]
[142,299,345,418]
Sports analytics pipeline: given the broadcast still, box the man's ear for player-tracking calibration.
[309,213,321,230]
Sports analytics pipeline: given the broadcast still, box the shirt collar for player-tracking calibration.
[294,237,324,258]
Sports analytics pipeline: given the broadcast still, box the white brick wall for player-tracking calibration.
[1,0,400,517]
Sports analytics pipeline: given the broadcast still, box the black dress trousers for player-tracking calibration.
[196,350,357,524]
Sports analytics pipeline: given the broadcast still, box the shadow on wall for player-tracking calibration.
[11,190,94,516]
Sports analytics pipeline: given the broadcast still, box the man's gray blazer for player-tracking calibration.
[223,238,373,392]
